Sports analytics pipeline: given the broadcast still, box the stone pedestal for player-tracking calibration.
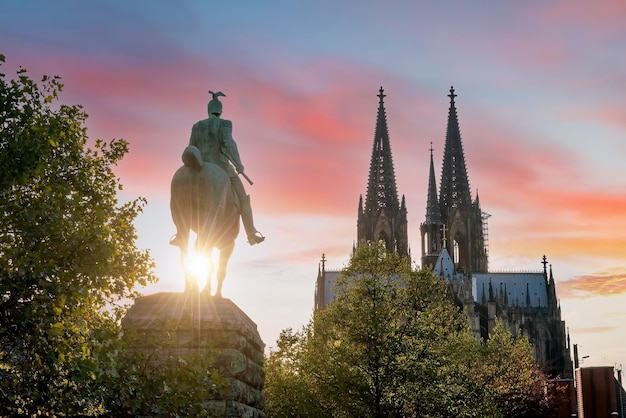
[121,292,265,417]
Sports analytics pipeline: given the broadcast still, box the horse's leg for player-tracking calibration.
[214,242,235,298]
[175,230,197,293]
[183,249,201,294]
[185,271,199,293]
[201,248,215,295]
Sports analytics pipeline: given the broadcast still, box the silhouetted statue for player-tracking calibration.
[190,91,264,245]
[170,91,264,295]
[169,146,236,296]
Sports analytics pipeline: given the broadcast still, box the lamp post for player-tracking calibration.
[617,365,624,418]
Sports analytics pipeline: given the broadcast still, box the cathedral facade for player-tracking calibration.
[315,86,573,379]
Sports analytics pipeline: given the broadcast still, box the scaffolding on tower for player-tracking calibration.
[482,211,491,271]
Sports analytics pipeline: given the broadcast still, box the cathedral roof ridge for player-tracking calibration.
[482,269,544,274]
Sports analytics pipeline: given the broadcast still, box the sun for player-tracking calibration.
[183,249,212,290]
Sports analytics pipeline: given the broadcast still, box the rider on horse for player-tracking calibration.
[170,91,265,248]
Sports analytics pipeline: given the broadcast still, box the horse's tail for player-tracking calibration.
[182,145,203,171]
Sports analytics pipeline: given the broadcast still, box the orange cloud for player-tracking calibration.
[537,189,626,220]
[558,269,626,298]
[492,236,626,263]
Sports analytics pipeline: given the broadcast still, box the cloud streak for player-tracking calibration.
[569,326,616,335]
[558,269,626,298]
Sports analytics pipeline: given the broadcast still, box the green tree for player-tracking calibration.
[265,242,493,417]
[0,54,157,415]
[264,326,327,417]
[475,322,559,418]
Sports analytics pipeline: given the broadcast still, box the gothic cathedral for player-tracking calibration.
[315,87,573,379]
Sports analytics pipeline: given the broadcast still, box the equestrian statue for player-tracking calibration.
[170,91,265,296]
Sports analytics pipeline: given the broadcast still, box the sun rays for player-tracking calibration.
[182,236,213,291]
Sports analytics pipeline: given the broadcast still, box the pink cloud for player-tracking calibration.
[449,114,581,212]
[3,48,378,263]
[560,105,626,132]
[590,108,626,131]
[438,105,626,235]
[6,47,395,216]
[537,2,626,33]
[486,184,626,262]
[95,74,368,217]
[486,184,626,233]
[485,2,626,77]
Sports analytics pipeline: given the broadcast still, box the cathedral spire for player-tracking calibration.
[426,143,441,224]
[420,142,444,268]
[435,87,487,273]
[358,87,408,258]
[439,86,472,217]
[364,87,400,211]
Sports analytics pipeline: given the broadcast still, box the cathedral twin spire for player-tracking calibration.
[351,86,569,380]
[421,86,488,272]
[357,86,486,271]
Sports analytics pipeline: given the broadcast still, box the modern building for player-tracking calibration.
[576,366,625,417]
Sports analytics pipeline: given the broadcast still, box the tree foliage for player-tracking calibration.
[264,242,559,417]
[0,54,162,415]
[475,322,561,417]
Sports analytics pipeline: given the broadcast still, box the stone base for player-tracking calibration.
[121,292,265,417]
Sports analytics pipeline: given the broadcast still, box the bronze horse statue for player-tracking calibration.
[170,145,239,297]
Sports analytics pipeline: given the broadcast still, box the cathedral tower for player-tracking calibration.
[435,87,488,272]
[357,87,409,258]
[420,144,444,268]
[420,87,488,273]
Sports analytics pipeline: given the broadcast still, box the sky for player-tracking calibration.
[2,0,626,371]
